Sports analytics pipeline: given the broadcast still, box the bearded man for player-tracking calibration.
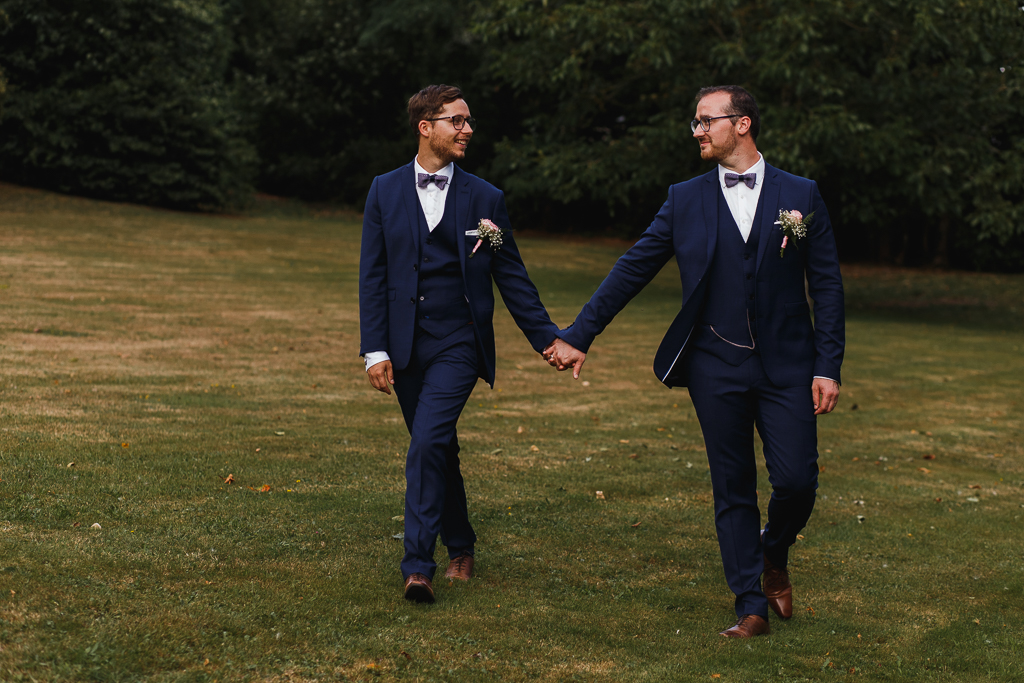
[359,84,563,603]
[546,85,845,637]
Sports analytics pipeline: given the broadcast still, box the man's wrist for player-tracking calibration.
[364,351,390,371]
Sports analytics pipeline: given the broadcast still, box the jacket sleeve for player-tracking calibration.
[358,177,390,357]
[488,192,560,352]
[803,182,845,383]
[560,191,678,352]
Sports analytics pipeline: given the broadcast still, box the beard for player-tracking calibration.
[429,131,468,165]
[698,130,737,164]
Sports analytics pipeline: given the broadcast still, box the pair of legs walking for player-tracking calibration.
[393,325,479,582]
[686,348,819,620]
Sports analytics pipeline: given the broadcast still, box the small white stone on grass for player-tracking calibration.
[91,523,102,529]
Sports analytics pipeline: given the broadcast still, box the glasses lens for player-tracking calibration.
[690,119,699,133]
[450,116,465,129]
[700,118,711,131]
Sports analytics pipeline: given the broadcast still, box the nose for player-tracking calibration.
[462,120,474,134]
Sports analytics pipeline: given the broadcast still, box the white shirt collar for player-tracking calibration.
[413,157,454,185]
[718,152,765,189]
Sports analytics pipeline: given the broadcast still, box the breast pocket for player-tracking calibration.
[387,288,397,301]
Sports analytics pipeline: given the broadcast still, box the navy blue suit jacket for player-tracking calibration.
[560,163,845,388]
[359,162,559,387]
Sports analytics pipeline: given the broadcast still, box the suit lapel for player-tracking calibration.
[454,166,472,266]
[400,161,423,252]
[701,170,719,269]
[755,164,782,273]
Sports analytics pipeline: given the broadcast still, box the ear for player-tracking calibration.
[417,119,433,138]
[735,116,752,137]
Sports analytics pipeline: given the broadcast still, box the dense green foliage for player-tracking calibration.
[0,0,1020,268]
[474,0,1024,269]
[225,0,490,204]
[0,0,254,210]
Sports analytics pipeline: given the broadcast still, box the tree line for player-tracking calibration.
[0,0,1021,270]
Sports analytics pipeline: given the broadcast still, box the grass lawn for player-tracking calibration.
[1,182,1022,682]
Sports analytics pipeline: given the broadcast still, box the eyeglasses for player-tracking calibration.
[690,114,738,133]
[426,115,476,131]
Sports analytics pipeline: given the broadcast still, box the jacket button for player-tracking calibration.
[419,296,425,301]
[410,297,415,304]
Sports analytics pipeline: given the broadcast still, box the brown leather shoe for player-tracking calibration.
[719,614,770,638]
[445,553,474,581]
[404,573,435,603]
[763,553,793,619]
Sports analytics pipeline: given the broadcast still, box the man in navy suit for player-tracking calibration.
[360,84,560,603]
[545,86,845,637]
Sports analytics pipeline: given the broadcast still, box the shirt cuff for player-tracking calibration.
[813,376,838,383]
[364,351,390,372]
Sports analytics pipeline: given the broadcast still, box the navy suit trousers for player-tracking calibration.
[685,348,819,618]
[393,325,479,580]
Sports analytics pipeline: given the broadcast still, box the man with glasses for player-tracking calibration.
[360,84,564,603]
[545,85,845,637]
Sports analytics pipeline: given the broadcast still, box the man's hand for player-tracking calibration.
[812,378,839,415]
[542,338,587,379]
[367,360,394,395]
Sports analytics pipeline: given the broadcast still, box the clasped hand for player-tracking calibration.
[541,338,586,379]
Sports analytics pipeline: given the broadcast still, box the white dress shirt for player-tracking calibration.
[718,152,765,243]
[363,157,455,371]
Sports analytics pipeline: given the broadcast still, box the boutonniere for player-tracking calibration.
[469,218,507,258]
[774,209,813,258]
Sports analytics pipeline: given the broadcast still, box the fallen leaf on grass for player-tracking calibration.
[619,439,630,444]
[517,426,524,434]
[121,442,129,448]
[530,445,540,452]
[631,521,641,528]
[974,619,981,625]
[260,484,271,492]
[67,462,75,468]
[72,522,80,528]
[91,523,102,529]
[274,431,285,436]
[490,448,503,455]
[224,474,235,484]
[796,534,805,540]
[595,491,606,500]
[935,498,942,502]
[856,515,866,523]
[392,533,405,540]
[391,515,404,522]
[918,467,931,473]
[401,651,412,661]
[629,453,638,459]
[969,484,982,489]
[922,453,936,460]
[966,497,980,503]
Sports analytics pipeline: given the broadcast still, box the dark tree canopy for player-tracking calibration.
[0,0,254,210]
[0,0,1020,269]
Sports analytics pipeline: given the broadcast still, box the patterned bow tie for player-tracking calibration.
[724,172,756,190]
[417,173,450,190]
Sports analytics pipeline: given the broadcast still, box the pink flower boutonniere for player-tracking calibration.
[774,209,814,258]
[469,218,507,258]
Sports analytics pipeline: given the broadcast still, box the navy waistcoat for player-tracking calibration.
[690,186,765,366]
[416,189,473,339]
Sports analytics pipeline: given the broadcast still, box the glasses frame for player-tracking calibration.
[426,115,476,131]
[690,114,739,133]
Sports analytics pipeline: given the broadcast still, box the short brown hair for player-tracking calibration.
[408,84,464,135]
[695,85,760,142]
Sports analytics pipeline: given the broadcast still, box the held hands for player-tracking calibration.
[812,377,840,415]
[542,338,586,379]
[367,360,394,395]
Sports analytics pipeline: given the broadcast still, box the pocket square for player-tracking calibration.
[465,230,479,237]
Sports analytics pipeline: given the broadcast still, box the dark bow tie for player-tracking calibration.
[724,172,756,190]
[417,173,450,190]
